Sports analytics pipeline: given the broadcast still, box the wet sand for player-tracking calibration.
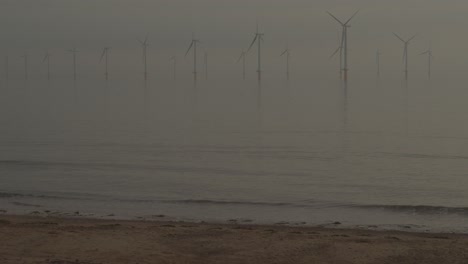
[1,214,468,264]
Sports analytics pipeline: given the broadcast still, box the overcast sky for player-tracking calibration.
[1,0,468,80]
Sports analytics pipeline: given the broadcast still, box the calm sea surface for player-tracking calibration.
[1,127,468,233]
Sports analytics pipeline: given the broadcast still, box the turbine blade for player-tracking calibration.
[42,54,48,63]
[185,41,194,58]
[345,10,360,25]
[408,34,418,42]
[393,32,405,43]
[280,49,288,56]
[137,38,143,45]
[236,52,244,63]
[419,51,429,55]
[329,46,341,59]
[99,48,106,63]
[247,35,258,53]
[144,35,148,45]
[326,11,345,26]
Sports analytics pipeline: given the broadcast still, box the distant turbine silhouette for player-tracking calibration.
[280,46,291,81]
[236,50,246,80]
[393,33,417,81]
[376,49,382,78]
[420,46,433,80]
[185,34,200,83]
[327,10,359,82]
[247,23,264,82]
[21,53,28,80]
[137,36,149,81]
[68,48,79,81]
[100,47,111,81]
[170,56,177,81]
[204,52,208,80]
[43,50,51,81]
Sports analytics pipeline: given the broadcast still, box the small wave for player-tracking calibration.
[160,199,293,207]
[359,204,468,215]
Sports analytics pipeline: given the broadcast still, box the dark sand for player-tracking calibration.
[1,215,468,264]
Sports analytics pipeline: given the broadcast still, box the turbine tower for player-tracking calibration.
[420,47,433,80]
[237,50,246,80]
[170,56,177,81]
[21,53,28,80]
[280,46,291,81]
[185,34,200,83]
[327,11,359,82]
[393,33,417,81]
[330,30,344,79]
[100,47,111,81]
[43,50,51,81]
[247,23,264,82]
[68,48,78,81]
[137,36,149,81]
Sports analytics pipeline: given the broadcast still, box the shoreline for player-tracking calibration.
[1,214,468,264]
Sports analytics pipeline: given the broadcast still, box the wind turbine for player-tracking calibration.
[68,48,79,81]
[280,46,291,81]
[420,46,433,80]
[247,23,264,82]
[376,49,382,78]
[204,52,208,80]
[100,47,111,81]
[43,50,51,81]
[393,33,417,81]
[185,34,200,83]
[21,53,28,80]
[137,36,149,81]
[170,56,177,81]
[327,11,359,82]
[237,50,246,80]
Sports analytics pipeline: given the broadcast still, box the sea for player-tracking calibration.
[1,77,468,233]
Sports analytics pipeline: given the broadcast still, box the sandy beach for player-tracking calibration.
[0,215,467,264]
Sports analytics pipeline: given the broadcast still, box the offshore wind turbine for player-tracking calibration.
[100,47,111,81]
[43,50,51,81]
[393,33,417,81]
[137,36,149,81]
[280,46,291,81]
[420,46,433,80]
[327,11,359,82]
[247,23,264,83]
[68,48,78,81]
[237,50,246,80]
[170,56,177,81]
[21,53,28,80]
[185,34,200,83]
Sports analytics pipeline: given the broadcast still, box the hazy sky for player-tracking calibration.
[2,0,468,81]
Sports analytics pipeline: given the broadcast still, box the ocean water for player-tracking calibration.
[1,78,468,233]
[1,127,468,233]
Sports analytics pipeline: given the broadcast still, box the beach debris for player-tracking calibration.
[0,209,7,214]
[333,221,342,225]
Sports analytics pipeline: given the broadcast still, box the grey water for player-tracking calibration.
[2,76,468,233]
